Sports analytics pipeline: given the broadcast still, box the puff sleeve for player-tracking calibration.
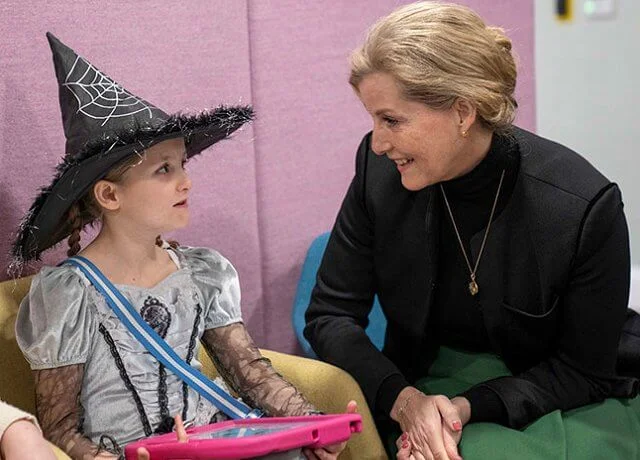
[181,247,243,329]
[15,266,95,370]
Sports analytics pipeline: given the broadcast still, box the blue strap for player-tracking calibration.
[64,256,262,420]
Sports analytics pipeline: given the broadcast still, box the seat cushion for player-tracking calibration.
[0,276,35,413]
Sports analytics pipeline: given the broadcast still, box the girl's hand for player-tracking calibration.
[136,447,151,460]
[391,388,466,460]
[302,400,358,460]
[173,414,188,442]
[135,414,188,460]
[135,448,150,460]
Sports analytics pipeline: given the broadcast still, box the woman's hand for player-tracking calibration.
[302,400,358,460]
[391,388,468,460]
[0,419,57,460]
[396,432,413,460]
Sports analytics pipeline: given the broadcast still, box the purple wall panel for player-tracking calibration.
[0,1,267,341]
[248,0,535,352]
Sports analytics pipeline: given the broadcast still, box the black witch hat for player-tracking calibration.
[12,33,253,264]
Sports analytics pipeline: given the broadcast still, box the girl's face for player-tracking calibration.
[113,138,192,234]
[357,72,474,191]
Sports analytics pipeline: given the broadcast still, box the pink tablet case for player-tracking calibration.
[124,413,362,459]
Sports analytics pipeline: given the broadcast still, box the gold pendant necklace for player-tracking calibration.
[468,274,479,296]
[440,169,505,296]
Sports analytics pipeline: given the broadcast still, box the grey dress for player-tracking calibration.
[16,246,243,445]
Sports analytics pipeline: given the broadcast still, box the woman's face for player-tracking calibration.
[112,138,192,234]
[357,72,473,191]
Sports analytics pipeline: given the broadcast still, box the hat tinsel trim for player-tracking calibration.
[10,105,254,273]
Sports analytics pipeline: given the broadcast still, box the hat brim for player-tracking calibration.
[12,105,253,263]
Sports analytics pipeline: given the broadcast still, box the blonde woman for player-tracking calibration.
[305,2,639,459]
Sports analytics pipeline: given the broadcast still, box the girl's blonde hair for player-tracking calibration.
[349,1,517,132]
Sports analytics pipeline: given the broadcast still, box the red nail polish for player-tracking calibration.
[402,442,408,449]
[453,420,462,431]
[401,432,408,441]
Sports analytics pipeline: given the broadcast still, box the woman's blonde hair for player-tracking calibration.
[349,1,518,132]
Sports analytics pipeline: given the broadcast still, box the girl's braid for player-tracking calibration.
[66,203,83,257]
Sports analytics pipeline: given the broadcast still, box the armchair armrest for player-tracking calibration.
[50,443,70,460]
[260,349,387,460]
[199,347,386,459]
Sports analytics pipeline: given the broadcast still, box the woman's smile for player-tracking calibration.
[389,156,415,172]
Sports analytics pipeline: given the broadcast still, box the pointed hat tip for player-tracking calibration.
[45,32,80,75]
[46,32,65,51]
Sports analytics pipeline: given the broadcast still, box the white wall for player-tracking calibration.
[535,1,640,265]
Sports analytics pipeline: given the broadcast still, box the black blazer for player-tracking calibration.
[305,127,639,429]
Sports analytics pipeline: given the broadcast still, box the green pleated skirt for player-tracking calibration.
[386,347,640,460]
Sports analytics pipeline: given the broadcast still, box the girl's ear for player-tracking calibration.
[453,98,477,134]
[93,180,120,211]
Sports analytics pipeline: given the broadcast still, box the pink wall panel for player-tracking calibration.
[1,1,534,354]
[248,0,535,352]
[0,1,267,340]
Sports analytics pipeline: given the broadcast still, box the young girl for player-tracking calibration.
[13,34,352,460]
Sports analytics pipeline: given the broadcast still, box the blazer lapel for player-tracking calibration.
[402,186,439,338]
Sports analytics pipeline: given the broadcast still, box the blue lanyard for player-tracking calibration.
[64,256,262,420]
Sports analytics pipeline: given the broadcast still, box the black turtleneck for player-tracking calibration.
[376,133,521,424]
[432,132,519,350]
[434,132,519,423]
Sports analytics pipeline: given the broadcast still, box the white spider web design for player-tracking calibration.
[63,55,156,126]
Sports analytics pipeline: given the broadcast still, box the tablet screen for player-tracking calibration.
[190,422,315,440]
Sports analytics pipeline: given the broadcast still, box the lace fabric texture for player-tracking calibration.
[34,365,102,460]
[201,323,316,417]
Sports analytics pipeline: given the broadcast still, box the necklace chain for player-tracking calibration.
[440,169,506,295]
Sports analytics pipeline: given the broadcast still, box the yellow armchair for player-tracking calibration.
[0,277,386,459]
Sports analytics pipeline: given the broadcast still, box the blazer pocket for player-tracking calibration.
[500,295,561,362]
[502,294,560,319]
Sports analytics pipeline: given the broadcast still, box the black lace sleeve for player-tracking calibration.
[201,323,317,417]
[34,365,104,460]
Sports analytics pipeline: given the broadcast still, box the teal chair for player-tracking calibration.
[292,232,387,358]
